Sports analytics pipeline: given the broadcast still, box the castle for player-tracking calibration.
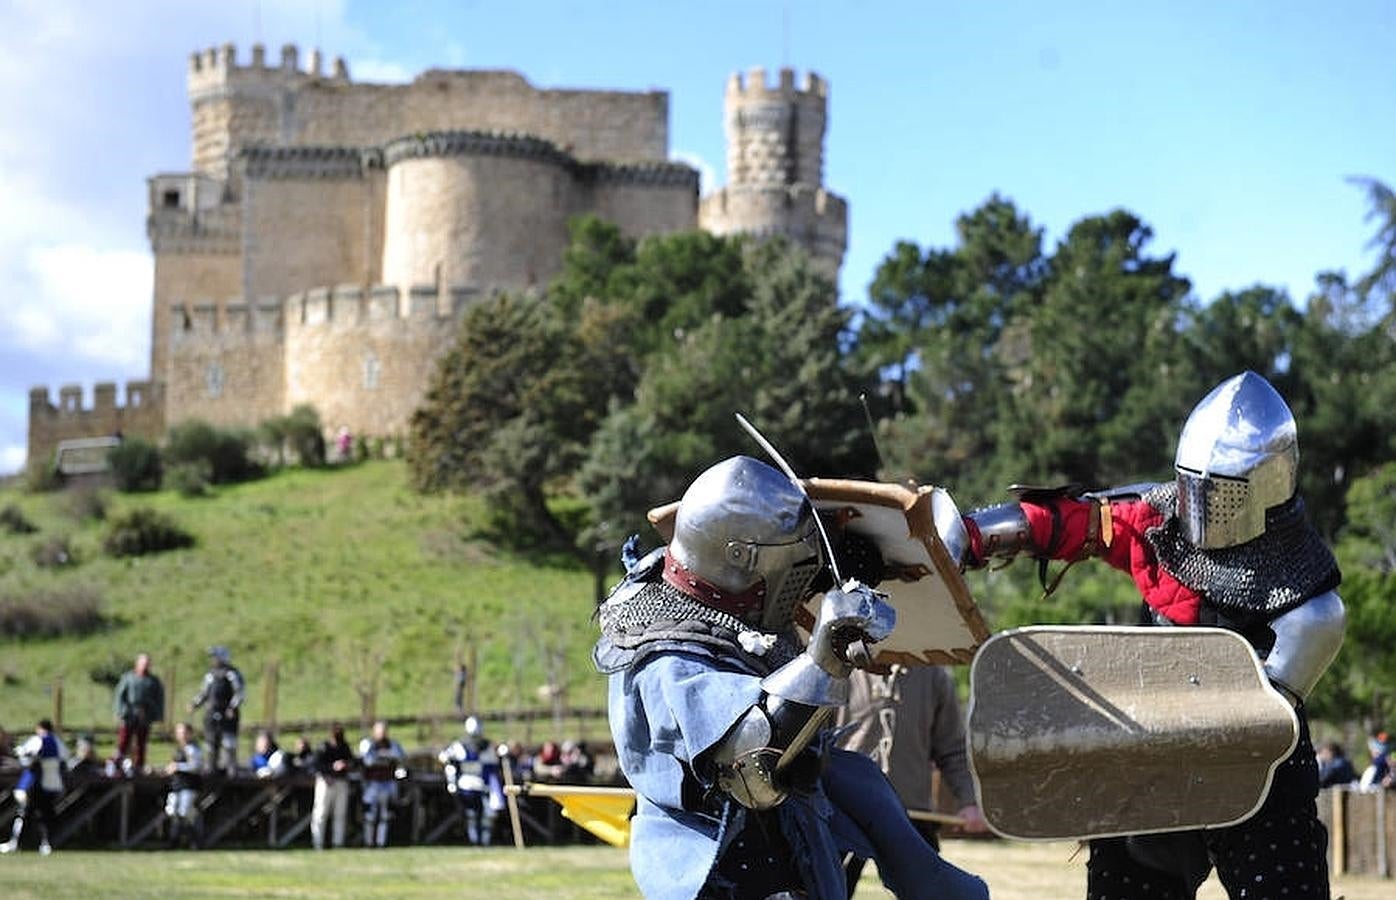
[27,44,847,465]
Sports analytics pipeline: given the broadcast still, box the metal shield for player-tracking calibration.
[648,478,991,666]
[967,626,1300,841]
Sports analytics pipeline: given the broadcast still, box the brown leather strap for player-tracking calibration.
[661,550,765,621]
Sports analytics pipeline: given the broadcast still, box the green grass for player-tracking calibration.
[0,461,610,735]
[0,846,638,898]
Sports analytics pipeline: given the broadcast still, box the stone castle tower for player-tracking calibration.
[27,46,847,465]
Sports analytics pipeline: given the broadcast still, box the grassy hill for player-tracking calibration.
[0,461,609,737]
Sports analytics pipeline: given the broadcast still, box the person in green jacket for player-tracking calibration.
[112,653,164,774]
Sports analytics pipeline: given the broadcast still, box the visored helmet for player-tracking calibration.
[669,456,824,631]
[1174,371,1298,549]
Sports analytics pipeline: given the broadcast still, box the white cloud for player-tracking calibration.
[5,245,153,372]
[0,444,24,476]
[672,149,718,195]
[352,58,414,84]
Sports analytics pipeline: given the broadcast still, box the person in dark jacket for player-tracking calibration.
[311,724,354,850]
[112,652,164,774]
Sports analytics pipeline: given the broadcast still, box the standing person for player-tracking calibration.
[311,725,354,850]
[190,646,244,776]
[164,722,204,848]
[452,663,469,718]
[358,721,405,848]
[595,456,988,899]
[439,716,504,846]
[836,665,990,894]
[961,371,1345,899]
[111,652,164,775]
[0,720,68,855]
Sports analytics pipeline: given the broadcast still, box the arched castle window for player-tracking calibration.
[363,352,380,390]
[205,363,225,399]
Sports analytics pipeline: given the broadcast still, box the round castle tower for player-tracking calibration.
[698,67,848,276]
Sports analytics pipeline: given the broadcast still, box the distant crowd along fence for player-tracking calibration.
[48,703,613,750]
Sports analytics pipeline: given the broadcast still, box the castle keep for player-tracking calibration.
[28,45,847,464]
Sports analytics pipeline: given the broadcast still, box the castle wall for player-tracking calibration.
[188,45,669,183]
[27,382,164,465]
[150,247,242,382]
[589,164,700,238]
[283,285,466,437]
[164,303,286,431]
[241,161,383,300]
[380,135,580,293]
[699,185,848,276]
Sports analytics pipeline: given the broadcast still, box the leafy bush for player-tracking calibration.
[102,507,195,557]
[166,460,213,498]
[23,456,62,493]
[0,504,38,535]
[65,486,108,522]
[284,405,326,467]
[107,438,163,492]
[31,535,76,568]
[0,585,105,639]
[166,420,260,484]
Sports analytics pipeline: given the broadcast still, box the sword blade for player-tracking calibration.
[734,413,844,587]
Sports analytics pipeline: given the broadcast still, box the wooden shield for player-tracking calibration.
[647,478,990,666]
[967,626,1300,841]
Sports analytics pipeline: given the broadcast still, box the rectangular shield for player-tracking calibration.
[648,478,990,666]
[967,626,1300,841]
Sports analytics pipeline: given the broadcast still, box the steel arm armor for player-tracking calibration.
[963,502,1035,567]
[1263,590,1345,701]
[711,582,895,810]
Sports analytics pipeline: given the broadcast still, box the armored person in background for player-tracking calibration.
[596,455,988,899]
[190,646,245,776]
[961,372,1344,900]
[0,719,68,855]
[164,722,204,848]
[439,716,504,846]
[359,721,406,848]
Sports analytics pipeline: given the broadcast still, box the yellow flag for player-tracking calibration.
[552,793,635,848]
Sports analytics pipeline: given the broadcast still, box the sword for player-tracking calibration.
[734,413,874,668]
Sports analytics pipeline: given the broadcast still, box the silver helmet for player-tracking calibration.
[1174,371,1298,549]
[669,456,824,631]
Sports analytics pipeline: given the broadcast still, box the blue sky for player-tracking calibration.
[1,0,1392,473]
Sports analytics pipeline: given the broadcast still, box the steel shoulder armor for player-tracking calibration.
[1263,590,1345,701]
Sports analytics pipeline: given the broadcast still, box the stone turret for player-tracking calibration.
[699,67,847,277]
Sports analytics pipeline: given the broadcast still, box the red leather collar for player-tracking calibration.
[662,549,765,621]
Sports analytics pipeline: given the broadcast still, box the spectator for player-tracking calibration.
[0,725,14,771]
[439,716,504,846]
[1359,729,1392,791]
[190,646,245,775]
[0,719,68,855]
[359,721,405,848]
[1316,742,1358,787]
[164,722,203,848]
[452,663,469,717]
[312,724,354,850]
[288,736,316,773]
[69,734,103,782]
[532,740,564,781]
[560,740,594,782]
[335,426,353,462]
[251,731,287,779]
[112,652,165,775]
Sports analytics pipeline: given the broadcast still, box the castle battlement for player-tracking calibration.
[188,42,350,95]
[725,67,827,99]
[29,381,159,418]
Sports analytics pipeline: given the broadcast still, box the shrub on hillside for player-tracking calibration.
[166,420,260,483]
[166,460,213,498]
[23,456,62,493]
[65,486,108,522]
[31,535,76,569]
[0,585,105,639]
[1,504,38,535]
[108,438,163,492]
[102,507,195,557]
[260,405,326,467]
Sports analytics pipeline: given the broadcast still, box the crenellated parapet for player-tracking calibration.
[723,66,828,190]
[238,145,383,180]
[187,42,351,99]
[26,381,165,466]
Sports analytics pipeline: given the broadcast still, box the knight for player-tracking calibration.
[961,371,1344,900]
[596,455,988,900]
